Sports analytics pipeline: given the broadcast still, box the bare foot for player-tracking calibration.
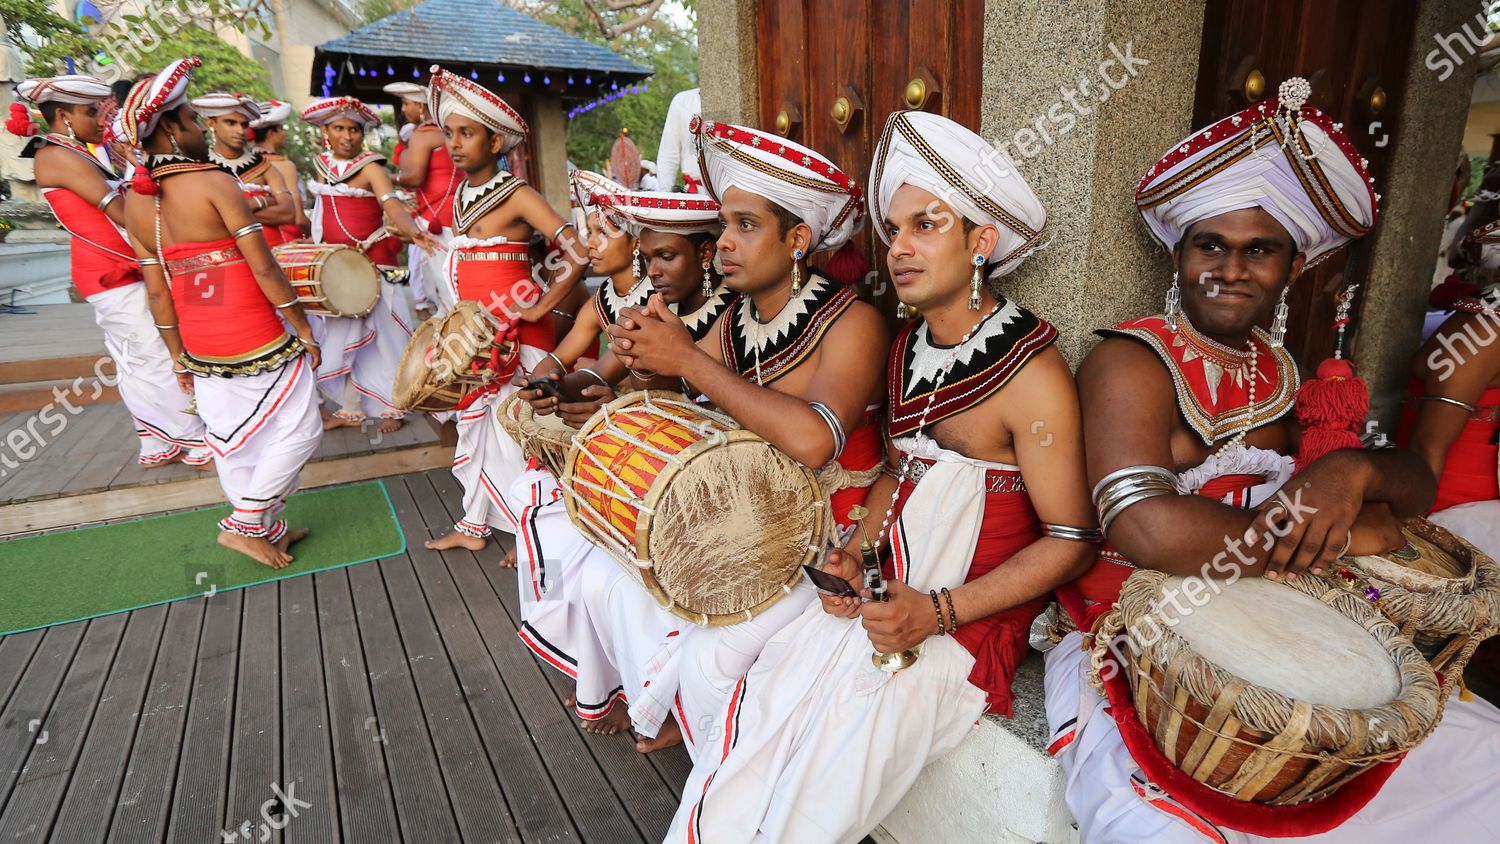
[499,545,517,569]
[323,414,362,431]
[635,715,683,753]
[217,531,292,569]
[274,528,310,556]
[564,692,577,708]
[425,530,488,551]
[377,417,403,435]
[582,704,632,736]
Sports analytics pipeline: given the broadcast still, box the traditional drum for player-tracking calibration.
[392,301,519,412]
[1343,517,1500,676]
[271,242,380,317]
[1092,570,1440,805]
[562,390,832,626]
[498,392,576,477]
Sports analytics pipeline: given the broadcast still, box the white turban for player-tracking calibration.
[605,191,722,237]
[118,57,200,146]
[15,75,111,105]
[1467,220,1500,270]
[1136,77,1377,268]
[251,100,292,129]
[427,65,528,154]
[870,110,1047,279]
[570,168,629,229]
[191,92,259,122]
[382,81,426,103]
[299,96,380,129]
[693,117,862,253]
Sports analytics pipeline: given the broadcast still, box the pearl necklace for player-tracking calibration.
[867,299,1007,556]
[1222,340,1258,451]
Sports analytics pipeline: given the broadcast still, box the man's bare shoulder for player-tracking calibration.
[1077,333,1168,389]
[824,298,889,352]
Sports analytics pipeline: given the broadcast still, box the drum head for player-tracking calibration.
[1159,577,1399,710]
[317,247,382,316]
[394,315,444,410]
[1347,517,1477,594]
[645,434,823,619]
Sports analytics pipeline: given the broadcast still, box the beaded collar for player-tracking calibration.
[146,152,222,181]
[210,147,271,182]
[452,169,525,235]
[680,285,736,342]
[719,272,856,386]
[313,151,384,185]
[593,274,651,326]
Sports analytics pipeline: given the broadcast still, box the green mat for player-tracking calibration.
[0,481,405,636]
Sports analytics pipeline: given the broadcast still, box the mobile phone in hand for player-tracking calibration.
[526,378,561,400]
[802,564,860,598]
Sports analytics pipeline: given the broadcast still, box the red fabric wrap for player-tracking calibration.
[277,224,303,243]
[260,223,286,248]
[828,413,882,530]
[162,238,287,359]
[1398,375,1500,513]
[890,464,1045,716]
[415,141,457,229]
[42,189,141,297]
[1095,646,1402,837]
[321,194,400,267]
[454,244,555,352]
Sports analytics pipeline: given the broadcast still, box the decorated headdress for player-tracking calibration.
[14,74,112,106]
[190,92,259,122]
[598,191,722,237]
[117,57,200,148]
[569,168,630,231]
[382,81,427,104]
[250,100,292,130]
[299,96,380,129]
[426,65,528,153]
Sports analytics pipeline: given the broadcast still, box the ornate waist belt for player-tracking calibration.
[455,250,528,262]
[165,247,245,275]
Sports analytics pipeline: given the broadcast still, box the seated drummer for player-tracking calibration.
[421,64,586,553]
[664,109,1096,844]
[1047,78,1500,842]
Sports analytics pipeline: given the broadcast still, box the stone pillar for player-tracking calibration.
[1360,0,1481,429]
[696,0,758,124]
[533,97,571,213]
[982,0,1208,365]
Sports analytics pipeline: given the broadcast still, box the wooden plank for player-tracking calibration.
[312,569,401,844]
[344,561,462,841]
[372,551,519,842]
[165,590,243,844]
[0,630,46,715]
[0,444,454,536]
[422,468,685,838]
[49,605,169,844]
[108,600,204,843]
[278,574,339,844]
[404,473,643,844]
[390,477,580,843]
[224,583,283,843]
[0,614,128,842]
[0,403,118,504]
[0,624,86,811]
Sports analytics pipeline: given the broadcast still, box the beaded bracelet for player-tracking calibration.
[941,587,958,632]
[929,590,947,636]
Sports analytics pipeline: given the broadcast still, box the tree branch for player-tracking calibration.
[604,0,665,38]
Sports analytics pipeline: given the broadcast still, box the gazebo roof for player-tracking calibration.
[314,0,650,90]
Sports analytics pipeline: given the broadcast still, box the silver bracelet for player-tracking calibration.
[138,257,161,267]
[579,368,609,387]
[543,352,567,372]
[274,299,300,310]
[551,309,576,321]
[1415,394,1479,413]
[97,191,119,211]
[1042,524,1104,543]
[378,191,400,204]
[154,322,178,330]
[808,401,847,460]
[1092,465,1179,536]
[550,222,571,242]
[231,222,264,240]
[299,336,320,348]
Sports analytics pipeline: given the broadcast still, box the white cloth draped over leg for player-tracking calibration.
[314,275,413,421]
[193,355,321,539]
[664,444,1001,844]
[87,283,208,464]
[449,345,545,537]
[408,227,454,316]
[1429,500,1500,562]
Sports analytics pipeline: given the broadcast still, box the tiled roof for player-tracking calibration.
[316,0,650,77]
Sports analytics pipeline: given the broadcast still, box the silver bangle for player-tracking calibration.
[1415,394,1479,413]
[231,222,264,240]
[274,299,300,310]
[1093,465,1179,536]
[808,401,846,460]
[1042,524,1104,543]
[550,222,571,242]
[138,257,161,267]
[299,337,320,348]
[543,352,567,372]
[379,191,400,204]
[551,309,576,321]
[579,368,609,387]
[97,191,119,211]
[154,322,178,330]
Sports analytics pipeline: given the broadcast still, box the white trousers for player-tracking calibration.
[314,278,414,420]
[449,345,546,536]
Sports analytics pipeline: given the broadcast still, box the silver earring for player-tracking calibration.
[969,254,985,310]
[632,246,642,282]
[896,302,913,319]
[791,248,804,294]
[1270,286,1290,348]
[1164,272,1181,331]
[702,261,713,297]
[169,132,183,156]
[64,118,77,143]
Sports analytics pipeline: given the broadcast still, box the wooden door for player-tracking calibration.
[1194,0,1417,365]
[756,0,985,318]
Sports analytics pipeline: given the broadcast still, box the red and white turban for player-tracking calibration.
[692,117,862,253]
[1466,219,1500,270]
[299,96,380,129]
[1136,77,1377,268]
[382,81,427,104]
[870,110,1046,279]
[601,191,722,237]
[117,57,200,147]
[251,100,292,129]
[190,92,259,122]
[427,65,528,153]
[570,168,629,229]
[15,74,111,105]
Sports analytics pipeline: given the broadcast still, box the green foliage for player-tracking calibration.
[2,0,95,75]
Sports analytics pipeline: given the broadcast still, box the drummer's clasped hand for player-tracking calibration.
[609,294,697,378]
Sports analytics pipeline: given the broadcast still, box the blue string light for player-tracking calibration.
[413,67,421,78]
[566,83,649,119]
[470,69,479,80]
[523,72,531,84]
[386,64,395,76]
[543,75,551,86]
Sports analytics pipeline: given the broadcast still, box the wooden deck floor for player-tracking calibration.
[0,468,691,843]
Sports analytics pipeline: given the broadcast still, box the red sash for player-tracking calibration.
[1398,375,1500,512]
[828,412,882,531]
[41,188,140,297]
[415,139,457,229]
[161,238,288,360]
[320,194,400,267]
[453,243,555,352]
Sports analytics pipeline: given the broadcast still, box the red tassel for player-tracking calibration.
[131,168,160,196]
[1294,357,1368,471]
[824,241,868,286]
[5,103,36,137]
